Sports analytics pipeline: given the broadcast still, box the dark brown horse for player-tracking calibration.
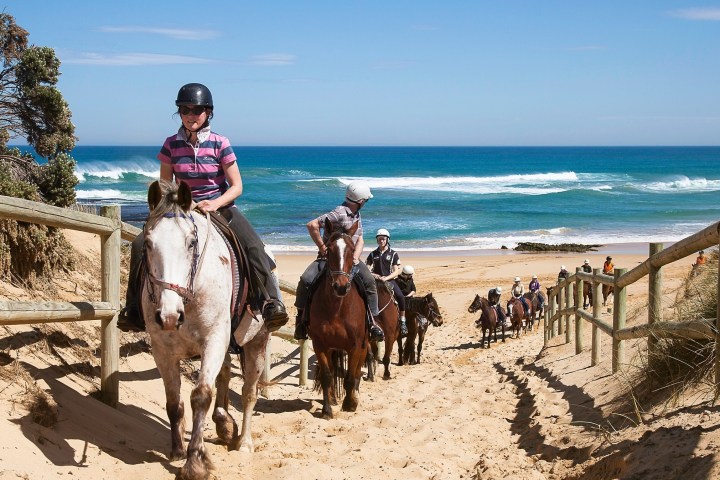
[309,219,368,419]
[366,280,401,380]
[506,296,534,337]
[579,281,593,309]
[402,293,443,365]
[468,294,503,348]
[523,291,545,332]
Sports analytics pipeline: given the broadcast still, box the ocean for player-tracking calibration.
[22,146,720,253]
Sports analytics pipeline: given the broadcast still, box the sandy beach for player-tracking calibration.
[1,233,718,480]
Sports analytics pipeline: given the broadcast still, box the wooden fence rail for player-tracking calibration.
[0,195,312,407]
[545,219,720,390]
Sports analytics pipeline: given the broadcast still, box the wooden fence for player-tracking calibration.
[545,220,720,388]
[0,195,312,407]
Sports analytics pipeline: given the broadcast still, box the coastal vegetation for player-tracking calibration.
[0,13,78,286]
[514,241,601,253]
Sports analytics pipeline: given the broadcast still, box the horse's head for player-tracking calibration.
[424,293,443,327]
[468,293,482,313]
[143,180,198,330]
[324,218,359,297]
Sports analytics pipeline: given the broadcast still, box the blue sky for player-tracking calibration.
[6,1,720,146]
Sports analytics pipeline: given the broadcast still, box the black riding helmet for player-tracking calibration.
[175,83,214,109]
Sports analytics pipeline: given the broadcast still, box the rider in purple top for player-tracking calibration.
[118,83,288,332]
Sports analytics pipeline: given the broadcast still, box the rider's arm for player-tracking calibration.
[306,219,326,255]
[384,262,401,282]
[353,236,364,265]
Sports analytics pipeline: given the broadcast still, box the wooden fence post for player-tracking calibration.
[299,339,309,386]
[648,243,663,358]
[612,268,628,373]
[592,268,601,366]
[575,267,583,354]
[561,282,568,338]
[99,206,120,407]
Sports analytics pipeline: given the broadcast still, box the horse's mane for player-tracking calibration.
[146,180,187,228]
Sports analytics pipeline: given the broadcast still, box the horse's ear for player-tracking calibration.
[177,181,193,211]
[324,217,334,236]
[347,220,359,237]
[148,181,162,211]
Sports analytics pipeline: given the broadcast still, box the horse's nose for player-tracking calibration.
[155,308,184,331]
[332,280,350,296]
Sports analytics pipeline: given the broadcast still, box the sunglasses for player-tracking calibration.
[179,106,206,116]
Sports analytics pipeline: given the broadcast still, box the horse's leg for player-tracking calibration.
[396,336,404,367]
[365,341,376,382]
[212,353,238,446]
[315,350,334,419]
[417,330,424,362]
[181,338,227,480]
[153,354,186,461]
[382,336,392,379]
[342,347,366,412]
[229,331,268,453]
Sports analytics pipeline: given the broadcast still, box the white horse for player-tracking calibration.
[141,179,269,480]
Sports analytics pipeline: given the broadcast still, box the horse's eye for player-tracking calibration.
[188,239,197,250]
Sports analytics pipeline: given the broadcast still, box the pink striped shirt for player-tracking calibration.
[157,127,237,203]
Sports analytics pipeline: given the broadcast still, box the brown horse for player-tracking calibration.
[506,296,534,337]
[402,293,443,364]
[366,280,401,381]
[308,219,368,419]
[523,291,545,332]
[602,284,614,307]
[468,294,502,348]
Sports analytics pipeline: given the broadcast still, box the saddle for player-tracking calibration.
[304,264,375,329]
[206,210,252,353]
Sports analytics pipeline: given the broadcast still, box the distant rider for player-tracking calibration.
[366,228,408,337]
[529,274,544,311]
[603,256,614,275]
[487,286,506,326]
[396,265,417,298]
[508,276,530,317]
[557,265,569,283]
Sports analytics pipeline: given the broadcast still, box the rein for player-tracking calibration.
[145,210,212,305]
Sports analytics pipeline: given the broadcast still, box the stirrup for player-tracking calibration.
[370,325,384,341]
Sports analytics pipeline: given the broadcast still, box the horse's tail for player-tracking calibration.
[313,351,346,399]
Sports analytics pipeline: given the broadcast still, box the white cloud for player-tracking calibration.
[98,26,220,40]
[248,54,297,66]
[63,52,215,66]
[669,8,720,20]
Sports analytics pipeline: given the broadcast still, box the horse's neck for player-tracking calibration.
[406,296,422,313]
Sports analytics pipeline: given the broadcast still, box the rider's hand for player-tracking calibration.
[318,244,327,257]
[197,199,218,212]
[352,257,360,265]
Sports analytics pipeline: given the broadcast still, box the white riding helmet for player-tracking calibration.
[376,228,390,239]
[584,259,589,264]
[532,274,538,279]
[561,265,566,270]
[495,286,502,293]
[345,180,373,203]
[402,265,414,275]
[514,276,521,282]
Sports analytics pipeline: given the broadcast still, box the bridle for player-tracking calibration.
[144,211,211,305]
[326,233,359,283]
[424,297,442,326]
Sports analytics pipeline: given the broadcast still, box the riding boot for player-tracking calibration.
[117,234,145,332]
[399,315,408,338]
[369,315,385,341]
[293,309,307,340]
